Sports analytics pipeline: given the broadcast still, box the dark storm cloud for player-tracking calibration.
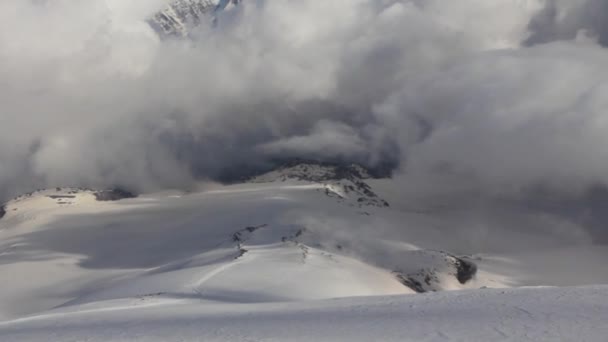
[525,0,608,46]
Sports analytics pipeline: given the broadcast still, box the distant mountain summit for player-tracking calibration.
[149,0,216,37]
[0,188,136,221]
[250,160,373,183]
[250,160,390,208]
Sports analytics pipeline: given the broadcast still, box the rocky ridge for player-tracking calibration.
[250,161,390,208]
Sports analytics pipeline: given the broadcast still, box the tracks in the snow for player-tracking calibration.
[193,223,312,297]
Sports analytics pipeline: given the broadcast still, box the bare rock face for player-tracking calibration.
[0,205,5,220]
[93,189,137,202]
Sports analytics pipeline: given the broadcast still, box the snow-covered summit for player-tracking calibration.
[148,0,241,37]
[149,0,216,37]
[0,187,136,222]
[251,161,390,208]
[250,160,373,183]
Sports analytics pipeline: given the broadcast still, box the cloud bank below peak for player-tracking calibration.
[0,0,608,211]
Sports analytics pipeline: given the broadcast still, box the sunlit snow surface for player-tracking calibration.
[1,169,608,341]
[2,286,608,342]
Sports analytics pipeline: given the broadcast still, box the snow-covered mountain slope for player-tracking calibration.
[0,171,478,320]
[1,286,608,341]
[148,0,240,37]
[1,162,608,340]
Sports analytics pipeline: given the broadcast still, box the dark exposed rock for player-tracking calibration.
[94,189,137,202]
[394,272,426,293]
[47,195,76,199]
[0,205,5,219]
[453,256,478,284]
[393,251,478,293]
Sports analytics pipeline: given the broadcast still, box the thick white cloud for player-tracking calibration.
[1,0,608,224]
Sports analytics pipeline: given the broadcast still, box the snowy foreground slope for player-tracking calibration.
[1,163,608,340]
[2,286,607,342]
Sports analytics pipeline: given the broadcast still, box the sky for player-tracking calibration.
[1,0,608,240]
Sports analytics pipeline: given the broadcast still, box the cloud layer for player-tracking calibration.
[2,0,608,242]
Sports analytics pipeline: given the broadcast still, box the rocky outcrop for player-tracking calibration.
[93,189,137,202]
[250,160,390,208]
[393,252,478,293]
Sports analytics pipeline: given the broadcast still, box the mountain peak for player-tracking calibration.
[249,160,373,183]
[149,0,216,38]
[250,160,390,208]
